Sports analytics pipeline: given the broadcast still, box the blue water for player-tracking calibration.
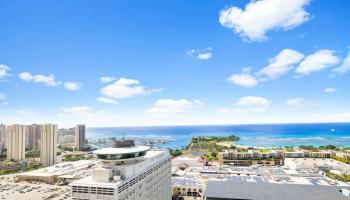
[87,123,350,149]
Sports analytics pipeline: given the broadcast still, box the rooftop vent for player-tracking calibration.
[112,139,135,148]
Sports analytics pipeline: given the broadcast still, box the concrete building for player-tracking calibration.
[172,177,203,198]
[6,124,26,161]
[40,124,57,166]
[0,124,6,153]
[26,124,41,151]
[219,150,284,166]
[70,140,172,200]
[18,160,98,184]
[58,128,75,144]
[75,124,85,151]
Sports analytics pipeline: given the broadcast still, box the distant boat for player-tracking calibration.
[331,128,336,132]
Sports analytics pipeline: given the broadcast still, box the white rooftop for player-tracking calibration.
[94,146,150,155]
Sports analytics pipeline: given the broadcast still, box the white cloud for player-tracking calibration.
[0,93,7,100]
[96,97,119,104]
[219,0,311,41]
[60,106,119,126]
[186,47,213,60]
[227,68,258,87]
[100,76,116,84]
[101,78,161,99]
[234,96,271,112]
[18,72,60,87]
[0,64,10,80]
[295,50,340,75]
[258,49,304,79]
[62,106,91,113]
[217,108,247,114]
[286,97,316,107]
[235,96,271,106]
[324,88,336,93]
[145,99,203,115]
[64,81,82,91]
[333,49,350,73]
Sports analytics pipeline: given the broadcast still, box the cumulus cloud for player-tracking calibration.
[145,99,203,115]
[61,106,91,113]
[0,64,10,80]
[101,78,162,99]
[233,96,271,112]
[18,72,61,87]
[295,50,340,75]
[64,81,82,91]
[258,49,304,79]
[186,47,213,60]
[60,106,118,125]
[217,108,247,114]
[227,68,258,87]
[219,0,311,41]
[96,97,119,104]
[286,97,316,107]
[333,49,350,73]
[324,88,336,93]
[100,76,116,84]
[235,96,271,106]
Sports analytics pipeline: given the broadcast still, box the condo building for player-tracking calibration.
[58,127,75,144]
[218,150,285,166]
[40,124,57,166]
[26,124,41,151]
[0,124,6,153]
[75,124,86,151]
[70,140,172,200]
[6,124,26,161]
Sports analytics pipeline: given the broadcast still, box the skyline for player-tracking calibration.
[1,0,350,127]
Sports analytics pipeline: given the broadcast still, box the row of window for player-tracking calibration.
[97,151,146,160]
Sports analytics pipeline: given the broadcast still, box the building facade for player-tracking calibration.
[40,124,57,166]
[75,124,85,151]
[6,124,26,161]
[219,150,285,166]
[26,124,41,151]
[70,140,172,200]
[0,124,6,153]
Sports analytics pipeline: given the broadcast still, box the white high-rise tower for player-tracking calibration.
[40,124,57,166]
[71,140,172,200]
[6,124,26,161]
[75,124,85,151]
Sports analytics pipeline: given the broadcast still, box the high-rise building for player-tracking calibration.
[0,124,6,154]
[75,124,85,151]
[70,140,172,200]
[26,124,41,151]
[40,124,57,166]
[6,124,26,161]
[58,128,75,144]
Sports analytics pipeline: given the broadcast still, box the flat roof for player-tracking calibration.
[94,146,150,155]
[204,177,350,200]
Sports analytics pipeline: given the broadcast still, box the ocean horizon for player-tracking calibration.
[87,122,350,149]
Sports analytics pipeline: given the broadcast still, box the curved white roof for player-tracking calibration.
[94,146,150,155]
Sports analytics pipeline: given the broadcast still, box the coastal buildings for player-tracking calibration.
[75,124,85,151]
[6,124,26,161]
[70,140,172,200]
[218,150,284,166]
[40,124,57,166]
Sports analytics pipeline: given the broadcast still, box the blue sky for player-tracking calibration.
[0,0,350,127]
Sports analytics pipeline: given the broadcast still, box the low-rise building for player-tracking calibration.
[218,150,284,166]
[172,177,203,198]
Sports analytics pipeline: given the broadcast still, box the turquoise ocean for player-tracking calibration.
[87,123,350,149]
